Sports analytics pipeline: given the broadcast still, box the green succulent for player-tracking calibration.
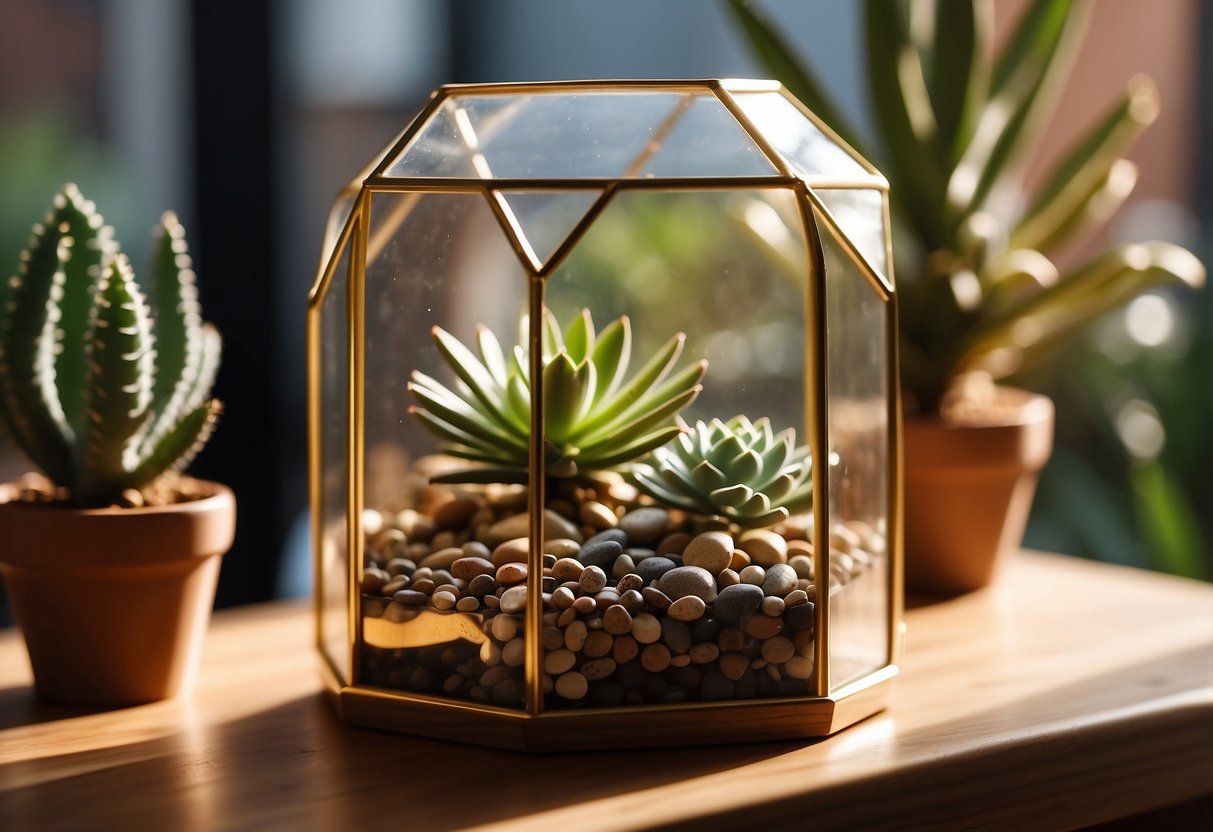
[729,0,1205,411]
[409,308,707,481]
[632,415,812,528]
[0,184,222,506]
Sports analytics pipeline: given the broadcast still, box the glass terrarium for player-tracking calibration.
[308,80,902,750]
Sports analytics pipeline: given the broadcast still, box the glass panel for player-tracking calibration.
[318,229,352,682]
[639,94,778,178]
[386,90,780,180]
[495,189,604,272]
[358,190,530,708]
[813,188,888,282]
[819,215,891,690]
[539,187,817,708]
[732,91,869,180]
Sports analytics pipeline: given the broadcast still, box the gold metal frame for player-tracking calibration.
[307,79,903,751]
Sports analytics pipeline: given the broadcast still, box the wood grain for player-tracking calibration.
[2,551,1211,831]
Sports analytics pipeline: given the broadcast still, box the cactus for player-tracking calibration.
[0,184,222,506]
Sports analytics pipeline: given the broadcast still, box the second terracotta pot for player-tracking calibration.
[0,480,236,705]
[903,388,1054,594]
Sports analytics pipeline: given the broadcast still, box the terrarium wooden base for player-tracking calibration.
[324,659,896,751]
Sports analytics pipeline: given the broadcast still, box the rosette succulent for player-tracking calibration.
[0,184,222,506]
[632,415,812,527]
[408,308,707,481]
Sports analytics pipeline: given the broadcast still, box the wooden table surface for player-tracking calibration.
[2,551,1211,831]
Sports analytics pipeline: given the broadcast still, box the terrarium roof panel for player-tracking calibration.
[812,188,890,285]
[731,91,874,181]
[383,89,782,181]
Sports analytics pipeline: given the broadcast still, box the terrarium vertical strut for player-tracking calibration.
[309,79,902,749]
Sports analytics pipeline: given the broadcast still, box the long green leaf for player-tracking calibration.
[927,0,991,165]
[991,0,1074,94]
[961,243,1206,376]
[952,0,1086,220]
[1012,76,1157,249]
[563,308,594,364]
[476,324,508,388]
[581,424,685,469]
[431,325,511,425]
[408,381,529,451]
[864,0,948,248]
[575,332,685,435]
[589,316,630,405]
[581,359,706,442]
[577,385,701,453]
[1014,158,1137,254]
[726,0,868,156]
[541,352,587,441]
[1130,459,1206,579]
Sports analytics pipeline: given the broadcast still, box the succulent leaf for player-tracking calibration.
[410,308,703,478]
[632,415,813,528]
[129,400,221,486]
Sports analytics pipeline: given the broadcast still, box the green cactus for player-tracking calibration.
[0,184,222,506]
[632,415,812,528]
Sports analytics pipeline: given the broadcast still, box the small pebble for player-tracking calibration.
[419,547,464,570]
[618,589,645,614]
[681,531,733,575]
[499,586,528,614]
[667,595,706,622]
[547,539,582,559]
[689,642,719,664]
[762,636,795,664]
[362,567,389,594]
[450,556,495,581]
[603,604,634,635]
[555,671,588,700]
[467,574,498,598]
[785,600,815,632]
[572,596,597,615]
[719,652,749,681]
[762,563,798,597]
[382,575,408,595]
[542,626,565,650]
[785,655,814,680]
[584,630,614,658]
[581,657,617,681]
[738,529,788,566]
[502,638,526,667]
[785,588,809,607]
[579,565,608,593]
[739,565,766,586]
[618,506,669,545]
[496,563,528,585]
[717,568,740,588]
[551,557,584,581]
[761,595,785,616]
[578,538,623,571]
[616,573,643,594]
[729,549,751,571]
[594,589,621,610]
[456,596,480,612]
[641,643,672,672]
[669,654,691,668]
[611,553,637,581]
[461,540,492,560]
[432,590,457,610]
[491,537,529,567]
[789,553,814,580]
[491,614,518,642]
[393,589,428,606]
[613,635,639,664]
[565,620,589,651]
[636,556,677,584]
[657,566,718,602]
[631,613,661,644]
[579,501,618,530]
[713,583,764,627]
[545,649,576,675]
[641,586,672,610]
[656,532,692,556]
[746,614,783,639]
[552,586,576,609]
[661,618,692,654]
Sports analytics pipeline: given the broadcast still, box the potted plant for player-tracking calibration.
[729,0,1206,591]
[0,184,233,705]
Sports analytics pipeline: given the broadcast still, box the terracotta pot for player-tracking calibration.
[903,388,1053,593]
[0,480,236,705]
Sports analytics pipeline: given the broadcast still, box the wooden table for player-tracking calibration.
[2,551,1211,831]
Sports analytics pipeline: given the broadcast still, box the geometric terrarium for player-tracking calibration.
[308,80,902,750]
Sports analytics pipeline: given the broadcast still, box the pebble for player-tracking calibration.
[669,654,691,668]
[555,671,588,700]
[619,589,645,614]
[785,589,809,608]
[572,596,597,615]
[746,614,783,639]
[789,553,814,581]
[635,556,677,584]
[729,549,751,571]
[719,652,749,681]
[661,618,692,654]
[616,573,644,594]
[496,563,528,585]
[551,557,584,581]
[762,563,798,597]
[739,529,788,566]
[393,589,429,606]
[785,655,814,680]
[420,547,465,570]
[610,554,637,581]
[545,649,576,675]
[667,595,706,622]
[579,565,608,593]
[491,614,518,642]
[565,619,589,651]
[456,596,480,612]
[656,532,691,556]
[584,630,614,658]
[386,557,416,577]
[467,574,498,597]
[631,613,661,644]
[689,642,719,664]
[603,604,633,635]
[461,540,492,559]
[542,626,565,650]
[713,583,764,627]
[552,586,576,609]
[761,596,785,616]
[581,657,617,681]
[618,507,669,545]
[717,568,740,588]
[785,600,815,632]
[579,501,618,530]
[582,528,628,550]
[502,638,526,667]
[657,566,718,602]
[641,586,672,610]
[546,539,582,559]
[491,537,529,567]
[499,586,528,614]
[362,567,389,593]
[613,635,639,664]
[641,643,672,672]
[738,565,766,586]
[382,575,409,595]
[578,538,623,571]
[451,556,495,580]
[432,590,457,610]
[594,589,621,610]
[681,531,733,575]
[761,636,795,664]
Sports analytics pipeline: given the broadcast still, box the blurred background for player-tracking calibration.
[0,0,1208,610]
